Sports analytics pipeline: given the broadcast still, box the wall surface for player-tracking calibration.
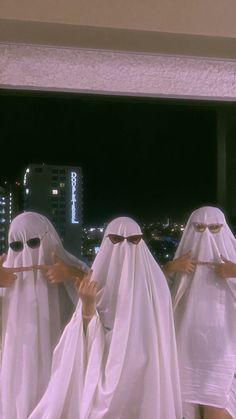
[1,0,236,38]
[1,1,236,98]
[1,0,236,59]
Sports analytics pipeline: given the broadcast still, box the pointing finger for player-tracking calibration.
[220,255,230,263]
[52,252,62,265]
[5,264,52,273]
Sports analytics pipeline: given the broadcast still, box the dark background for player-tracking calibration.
[1,89,225,225]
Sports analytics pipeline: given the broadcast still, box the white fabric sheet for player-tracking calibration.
[171,206,236,418]
[0,211,88,419]
[29,216,182,419]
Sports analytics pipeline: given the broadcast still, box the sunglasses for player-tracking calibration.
[192,223,223,234]
[107,234,143,245]
[9,231,48,252]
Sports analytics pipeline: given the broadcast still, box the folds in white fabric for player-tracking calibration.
[29,217,182,419]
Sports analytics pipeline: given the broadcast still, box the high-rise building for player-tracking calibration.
[0,186,8,254]
[23,164,83,257]
[0,182,21,254]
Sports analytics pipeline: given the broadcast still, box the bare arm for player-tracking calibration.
[75,270,97,334]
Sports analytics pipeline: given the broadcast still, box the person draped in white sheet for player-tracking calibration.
[28,216,182,419]
[171,206,236,419]
[0,211,88,419]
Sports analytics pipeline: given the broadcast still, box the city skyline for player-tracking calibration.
[1,90,218,225]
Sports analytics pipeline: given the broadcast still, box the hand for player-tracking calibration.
[214,255,236,279]
[40,253,86,284]
[0,254,38,288]
[163,251,196,277]
[76,270,97,317]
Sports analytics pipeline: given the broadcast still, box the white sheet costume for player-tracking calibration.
[29,216,182,419]
[0,211,88,419]
[171,206,236,419]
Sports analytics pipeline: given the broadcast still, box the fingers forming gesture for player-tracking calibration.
[76,270,97,317]
[0,254,37,288]
[39,253,86,284]
[163,251,196,278]
[214,255,236,279]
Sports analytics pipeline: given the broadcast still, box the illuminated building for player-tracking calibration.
[0,181,21,253]
[23,164,83,257]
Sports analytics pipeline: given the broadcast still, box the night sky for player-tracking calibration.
[1,90,219,225]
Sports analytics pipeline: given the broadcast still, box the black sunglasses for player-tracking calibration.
[9,231,48,252]
[192,223,223,234]
[107,234,143,245]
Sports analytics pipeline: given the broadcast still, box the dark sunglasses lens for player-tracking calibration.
[27,238,41,249]
[127,235,143,244]
[208,224,222,233]
[108,235,124,244]
[194,223,206,233]
[9,241,24,252]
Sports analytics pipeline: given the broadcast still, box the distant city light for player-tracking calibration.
[95,246,100,254]
[52,189,58,195]
[26,188,29,195]
[24,169,30,186]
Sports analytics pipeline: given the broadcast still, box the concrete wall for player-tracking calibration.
[1,0,236,38]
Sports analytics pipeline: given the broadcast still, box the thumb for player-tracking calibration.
[83,269,93,283]
[220,255,230,263]
[0,253,7,266]
[52,252,62,265]
[183,250,192,258]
